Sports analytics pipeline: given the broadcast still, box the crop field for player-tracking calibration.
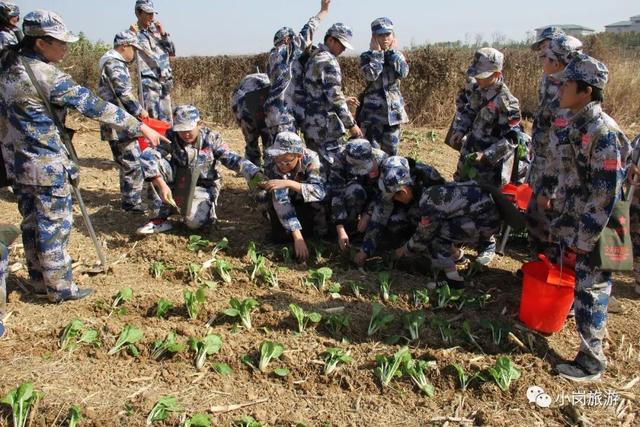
[0,124,638,427]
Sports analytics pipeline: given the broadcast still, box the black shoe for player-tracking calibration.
[50,288,94,303]
[123,202,148,214]
[556,361,603,382]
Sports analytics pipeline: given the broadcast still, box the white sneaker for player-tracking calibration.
[136,219,173,235]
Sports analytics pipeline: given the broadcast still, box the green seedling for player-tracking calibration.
[184,287,206,320]
[247,242,268,282]
[349,282,363,298]
[462,320,484,353]
[451,364,482,391]
[480,319,510,346]
[310,240,325,263]
[306,267,333,291]
[413,289,430,308]
[150,261,167,279]
[211,237,229,257]
[430,317,453,344]
[280,246,292,263]
[434,283,463,309]
[213,259,232,283]
[258,340,284,373]
[151,331,185,360]
[288,303,321,333]
[59,319,100,350]
[402,311,426,341]
[322,347,352,375]
[181,413,212,427]
[460,153,478,180]
[328,282,341,299]
[378,271,394,302]
[108,324,143,356]
[155,299,173,319]
[212,363,232,376]
[477,293,492,309]
[374,346,411,388]
[111,287,133,314]
[404,359,436,397]
[486,356,521,392]
[224,298,259,330]
[262,267,279,288]
[325,313,350,338]
[233,416,262,427]
[67,405,82,427]
[146,396,182,425]
[187,235,210,252]
[248,173,265,191]
[188,334,222,370]
[465,261,484,279]
[367,303,395,336]
[187,263,202,283]
[1,382,43,427]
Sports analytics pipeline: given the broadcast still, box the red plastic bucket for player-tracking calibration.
[138,117,171,151]
[501,183,533,211]
[519,255,575,333]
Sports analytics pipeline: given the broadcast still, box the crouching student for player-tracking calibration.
[354,156,444,267]
[137,105,261,234]
[260,132,327,261]
[329,139,387,251]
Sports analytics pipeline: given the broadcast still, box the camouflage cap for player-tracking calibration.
[326,22,354,50]
[23,10,79,43]
[470,47,503,79]
[531,26,565,50]
[544,35,582,64]
[266,131,304,157]
[135,0,155,13]
[553,54,608,89]
[114,30,142,49]
[172,105,200,132]
[379,156,413,195]
[371,17,394,35]
[344,139,374,175]
[0,1,19,17]
[273,26,295,46]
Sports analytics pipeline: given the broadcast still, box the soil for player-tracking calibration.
[0,124,638,427]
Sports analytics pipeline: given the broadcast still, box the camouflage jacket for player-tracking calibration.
[0,29,18,49]
[231,73,271,123]
[136,23,175,88]
[98,49,144,142]
[264,148,326,232]
[0,51,142,187]
[265,16,320,128]
[357,49,409,126]
[302,44,355,145]
[329,146,388,223]
[141,127,259,185]
[547,102,630,252]
[532,74,570,162]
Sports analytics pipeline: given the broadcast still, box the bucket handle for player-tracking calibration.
[537,254,575,288]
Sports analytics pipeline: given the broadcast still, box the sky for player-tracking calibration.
[14,0,640,56]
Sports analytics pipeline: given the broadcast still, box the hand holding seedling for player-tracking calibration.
[152,176,173,206]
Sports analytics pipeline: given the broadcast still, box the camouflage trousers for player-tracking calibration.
[361,122,401,156]
[332,183,369,225]
[157,158,221,229]
[1,140,15,184]
[239,117,271,166]
[109,139,145,208]
[268,194,327,240]
[304,137,340,179]
[631,193,640,285]
[268,122,297,144]
[142,80,173,125]
[0,244,7,319]
[15,184,79,301]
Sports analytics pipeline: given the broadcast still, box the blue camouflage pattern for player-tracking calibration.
[263,148,326,232]
[231,73,271,165]
[470,47,503,78]
[371,17,394,35]
[326,22,353,50]
[544,35,583,64]
[0,29,18,49]
[114,29,141,49]
[22,10,78,42]
[531,26,565,50]
[172,104,200,131]
[266,131,305,157]
[0,1,19,17]
[554,54,608,89]
[0,241,7,318]
[135,0,155,13]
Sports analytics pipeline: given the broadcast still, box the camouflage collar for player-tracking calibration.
[21,50,48,63]
[571,101,601,130]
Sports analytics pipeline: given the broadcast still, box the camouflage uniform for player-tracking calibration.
[402,182,502,271]
[140,105,260,229]
[361,156,444,257]
[263,132,327,237]
[0,2,20,186]
[231,73,271,165]
[0,224,19,320]
[527,36,582,248]
[134,0,175,124]
[265,16,320,136]
[329,139,387,228]
[0,11,144,301]
[357,18,409,156]
[453,48,522,187]
[302,23,356,169]
[546,56,630,376]
[97,31,146,210]
[629,134,640,290]
[530,26,565,51]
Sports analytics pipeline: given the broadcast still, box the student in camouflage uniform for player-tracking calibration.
[0,11,167,302]
[527,35,582,253]
[98,30,149,213]
[357,17,409,156]
[538,55,630,381]
[265,0,330,138]
[260,132,327,261]
[628,134,640,296]
[450,47,522,265]
[231,73,271,165]
[302,23,362,170]
[354,156,444,267]
[329,139,387,251]
[137,105,261,234]
[131,0,175,124]
[0,223,19,337]
[0,1,20,186]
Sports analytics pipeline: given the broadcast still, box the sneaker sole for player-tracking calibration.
[558,371,602,382]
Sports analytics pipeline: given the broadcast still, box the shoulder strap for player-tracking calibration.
[100,61,125,110]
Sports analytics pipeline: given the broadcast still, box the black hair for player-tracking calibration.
[0,35,52,70]
[576,80,604,103]
[0,4,11,31]
[324,34,331,44]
